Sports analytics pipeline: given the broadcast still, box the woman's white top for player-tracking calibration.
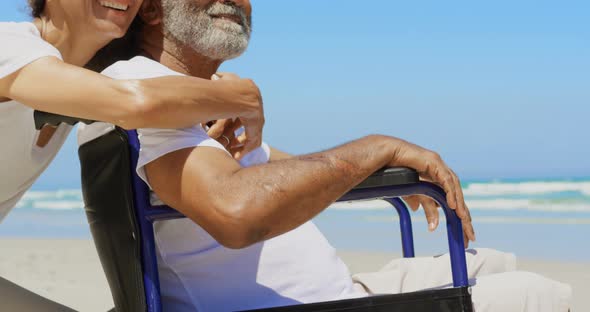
[0,22,72,222]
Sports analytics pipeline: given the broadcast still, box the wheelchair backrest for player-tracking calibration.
[79,128,147,312]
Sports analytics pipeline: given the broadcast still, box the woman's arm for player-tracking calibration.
[0,56,264,151]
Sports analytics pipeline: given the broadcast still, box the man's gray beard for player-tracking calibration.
[161,0,252,61]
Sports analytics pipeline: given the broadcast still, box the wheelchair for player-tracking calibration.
[35,112,474,312]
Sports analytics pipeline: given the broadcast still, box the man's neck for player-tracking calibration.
[140,26,222,79]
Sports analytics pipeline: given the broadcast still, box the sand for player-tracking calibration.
[0,239,113,312]
[0,238,587,311]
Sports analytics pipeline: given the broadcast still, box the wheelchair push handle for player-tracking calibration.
[33,111,94,130]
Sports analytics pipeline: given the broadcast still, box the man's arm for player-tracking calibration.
[260,146,448,237]
[145,135,474,249]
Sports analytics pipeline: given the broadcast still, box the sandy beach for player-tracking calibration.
[0,238,587,311]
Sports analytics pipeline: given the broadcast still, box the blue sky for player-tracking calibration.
[1,0,588,188]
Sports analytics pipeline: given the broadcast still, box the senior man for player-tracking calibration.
[79,0,572,311]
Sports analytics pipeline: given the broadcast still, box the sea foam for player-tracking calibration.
[463,181,590,196]
[18,179,590,213]
[331,199,590,212]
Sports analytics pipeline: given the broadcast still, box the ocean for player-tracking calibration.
[1,178,589,262]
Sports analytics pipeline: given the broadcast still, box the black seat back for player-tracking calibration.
[79,128,146,312]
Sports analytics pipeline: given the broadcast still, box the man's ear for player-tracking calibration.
[139,0,163,25]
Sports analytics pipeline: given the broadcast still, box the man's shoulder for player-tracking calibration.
[102,56,184,80]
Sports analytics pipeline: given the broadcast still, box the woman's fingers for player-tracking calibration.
[221,118,240,140]
[230,144,245,160]
[238,118,263,158]
[225,119,253,160]
[206,117,260,160]
[214,72,241,80]
[207,119,239,150]
[212,72,265,157]
[207,119,231,139]
[229,118,243,132]
[241,120,263,156]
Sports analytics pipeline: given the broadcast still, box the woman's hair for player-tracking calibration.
[28,0,45,18]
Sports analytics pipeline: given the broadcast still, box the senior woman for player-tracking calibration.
[0,0,262,309]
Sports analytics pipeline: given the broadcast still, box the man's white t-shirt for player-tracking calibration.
[0,22,72,222]
[78,56,367,311]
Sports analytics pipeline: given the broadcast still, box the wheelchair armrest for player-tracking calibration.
[353,167,419,190]
[33,110,94,130]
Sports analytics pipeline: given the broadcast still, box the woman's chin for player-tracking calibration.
[88,0,142,41]
[93,20,129,40]
[90,12,135,39]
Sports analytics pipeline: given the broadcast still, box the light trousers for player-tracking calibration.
[352,248,572,312]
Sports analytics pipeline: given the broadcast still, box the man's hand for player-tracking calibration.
[404,195,440,232]
[212,72,264,159]
[388,139,476,245]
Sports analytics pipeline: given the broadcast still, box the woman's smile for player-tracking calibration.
[99,1,130,11]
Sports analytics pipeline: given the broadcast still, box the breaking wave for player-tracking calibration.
[18,179,590,213]
[330,198,590,212]
[463,181,590,197]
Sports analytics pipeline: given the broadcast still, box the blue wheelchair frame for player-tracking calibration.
[125,130,470,312]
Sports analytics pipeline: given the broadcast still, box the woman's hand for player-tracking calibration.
[206,119,247,159]
[212,72,264,159]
